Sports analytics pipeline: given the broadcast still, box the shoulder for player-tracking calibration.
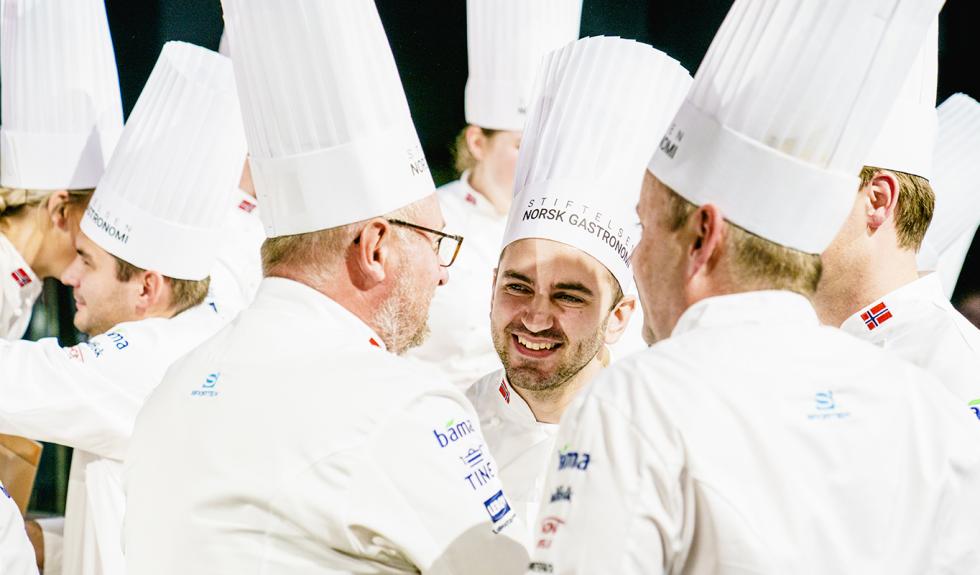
[465,369,506,406]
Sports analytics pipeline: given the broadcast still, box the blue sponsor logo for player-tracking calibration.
[549,486,571,503]
[969,399,980,421]
[190,372,220,398]
[808,390,851,420]
[558,446,590,471]
[84,340,104,358]
[815,391,835,410]
[433,419,475,448]
[105,331,129,350]
[483,490,511,523]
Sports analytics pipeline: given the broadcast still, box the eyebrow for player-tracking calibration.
[554,282,594,296]
[503,270,534,285]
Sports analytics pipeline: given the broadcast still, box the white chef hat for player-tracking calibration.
[0,0,123,190]
[864,21,939,180]
[81,42,246,281]
[647,0,945,255]
[916,93,980,296]
[221,0,434,237]
[502,37,692,292]
[465,0,582,131]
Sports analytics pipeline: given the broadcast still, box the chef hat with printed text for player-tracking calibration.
[221,0,435,237]
[0,0,123,190]
[864,20,939,180]
[647,0,946,255]
[465,0,582,131]
[502,37,692,291]
[81,42,246,281]
[916,94,980,296]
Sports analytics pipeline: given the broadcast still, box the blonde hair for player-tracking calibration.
[0,187,93,227]
[859,166,934,251]
[662,186,822,297]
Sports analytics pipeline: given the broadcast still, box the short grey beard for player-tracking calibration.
[373,284,430,355]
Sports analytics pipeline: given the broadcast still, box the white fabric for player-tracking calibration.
[464,0,581,131]
[840,273,980,414]
[221,0,434,237]
[648,0,945,254]
[467,370,557,545]
[0,301,229,575]
[0,233,41,340]
[405,174,505,390]
[81,42,246,281]
[864,21,938,180]
[506,37,691,291]
[207,189,265,315]
[529,291,980,574]
[0,0,122,190]
[0,480,37,575]
[917,93,980,295]
[124,278,528,574]
[36,517,64,575]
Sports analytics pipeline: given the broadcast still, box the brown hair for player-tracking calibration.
[859,166,934,251]
[113,256,210,315]
[662,186,822,297]
[451,126,500,176]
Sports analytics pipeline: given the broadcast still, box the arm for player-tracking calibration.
[0,331,150,460]
[528,387,693,574]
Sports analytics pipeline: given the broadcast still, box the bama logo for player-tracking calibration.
[433,418,475,448]
[558,446,591,471]
[969,399,980,422]
[105,331,130,350]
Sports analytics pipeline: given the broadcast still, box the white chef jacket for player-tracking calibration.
[124,277,528,575]
[529,291,980,574]
[840,273,980,416]
[0,480,38,575]
[0,233,42,341]
[406,173,505,390]
[207,189,265,315]
[467,370,558,544]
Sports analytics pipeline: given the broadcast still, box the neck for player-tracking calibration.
[814,248,919,326]
[1,214,46,277]
[513,354,605,424]
[466,166,511,216]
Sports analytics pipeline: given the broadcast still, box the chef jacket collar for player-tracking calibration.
[491,375,560,430]
[1,233,41,315]
[255,277,387,351]
[840,272,946,338]
[671,290,819,339]
[457,170,502,219]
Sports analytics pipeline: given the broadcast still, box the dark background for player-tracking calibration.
[12,0,979,513]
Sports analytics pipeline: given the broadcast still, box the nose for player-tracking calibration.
[60,257,82,288]
[521,294,554,333]
[437,264,449,287]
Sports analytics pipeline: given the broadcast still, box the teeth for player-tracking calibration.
[517,335,556,351]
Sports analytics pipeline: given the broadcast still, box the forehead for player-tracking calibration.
[499,238,612,288]
[413,194,446,229]
[76,230,111,259]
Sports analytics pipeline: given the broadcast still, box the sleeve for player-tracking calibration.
[527,382,694,575]
[346,391,530,575]
[36,517,64,575]
[0,331,148,460]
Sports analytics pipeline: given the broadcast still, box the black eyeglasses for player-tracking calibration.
[388,219,464,268]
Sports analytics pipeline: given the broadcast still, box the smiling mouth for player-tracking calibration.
[512,333,563,357]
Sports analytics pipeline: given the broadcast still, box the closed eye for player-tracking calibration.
[505,283,533,295]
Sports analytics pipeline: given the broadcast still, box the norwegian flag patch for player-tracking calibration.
[465,193,477,206]
[369,337,381,348]
[238,199,257,213]
[10,268,31,288]
[861,302,892,331]
[498,379,510,403]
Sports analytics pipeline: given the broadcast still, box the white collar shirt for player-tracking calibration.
[0,233,42,341]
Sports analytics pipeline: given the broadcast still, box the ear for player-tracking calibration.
[464,125,489,162]
[603,294,637,345]
[685,203,726,281]
[863,170,900,231]
[349,219,394,289]
[135,270,170,316]
[45,190,72,231]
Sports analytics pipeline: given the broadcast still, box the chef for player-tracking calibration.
[528,1,980,573]
[0,41,247,575]
[0,0,122,341]
[466,36,690,536]
[123,1,526,573]
[816,34,980,412]
[407,0,582,389]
